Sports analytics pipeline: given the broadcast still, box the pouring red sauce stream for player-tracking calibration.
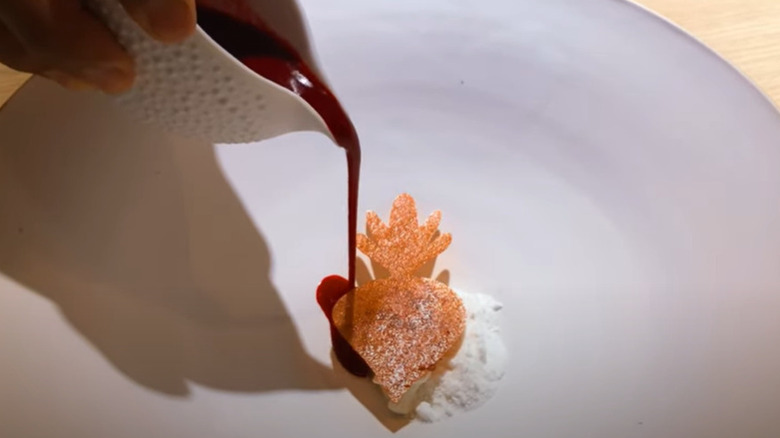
[197,3,369,376]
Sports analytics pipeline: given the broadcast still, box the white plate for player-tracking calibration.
[2,0,780,437]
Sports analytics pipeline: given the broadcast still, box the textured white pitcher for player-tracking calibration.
[86,0,333,144]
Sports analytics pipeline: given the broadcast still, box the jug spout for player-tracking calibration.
[86,0,339,145]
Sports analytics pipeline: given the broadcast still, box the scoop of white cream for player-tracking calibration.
[387,290,507,422]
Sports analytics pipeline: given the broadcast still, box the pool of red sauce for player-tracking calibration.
[196,3,369,376]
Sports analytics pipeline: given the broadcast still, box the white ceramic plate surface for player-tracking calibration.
[2,0,780,437]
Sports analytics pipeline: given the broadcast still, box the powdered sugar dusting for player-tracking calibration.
[388,290,507,422]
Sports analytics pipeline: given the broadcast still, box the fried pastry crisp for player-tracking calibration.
[332,194,466,403]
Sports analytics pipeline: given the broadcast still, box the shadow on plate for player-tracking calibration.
[0,81,336,396]
[0,82,451,432]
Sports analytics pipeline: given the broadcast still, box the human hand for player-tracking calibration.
[0,0,196,93]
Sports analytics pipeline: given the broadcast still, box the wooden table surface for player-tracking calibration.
[1,0,780,106]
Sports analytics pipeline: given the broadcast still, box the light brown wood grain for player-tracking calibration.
[0,68,29,104]
[1,0,780,106]
[639,0,780,104]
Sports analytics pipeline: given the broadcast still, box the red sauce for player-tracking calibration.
[315,276,369,376]
[197,3,368,375]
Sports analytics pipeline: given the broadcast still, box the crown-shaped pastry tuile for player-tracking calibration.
[357,193,452,277]
[332,193,465,403]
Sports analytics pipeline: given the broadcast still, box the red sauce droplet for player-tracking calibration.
[316,275,370,376]
[197,3,366,375]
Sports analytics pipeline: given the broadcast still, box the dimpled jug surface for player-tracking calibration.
[85,0,331,144]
